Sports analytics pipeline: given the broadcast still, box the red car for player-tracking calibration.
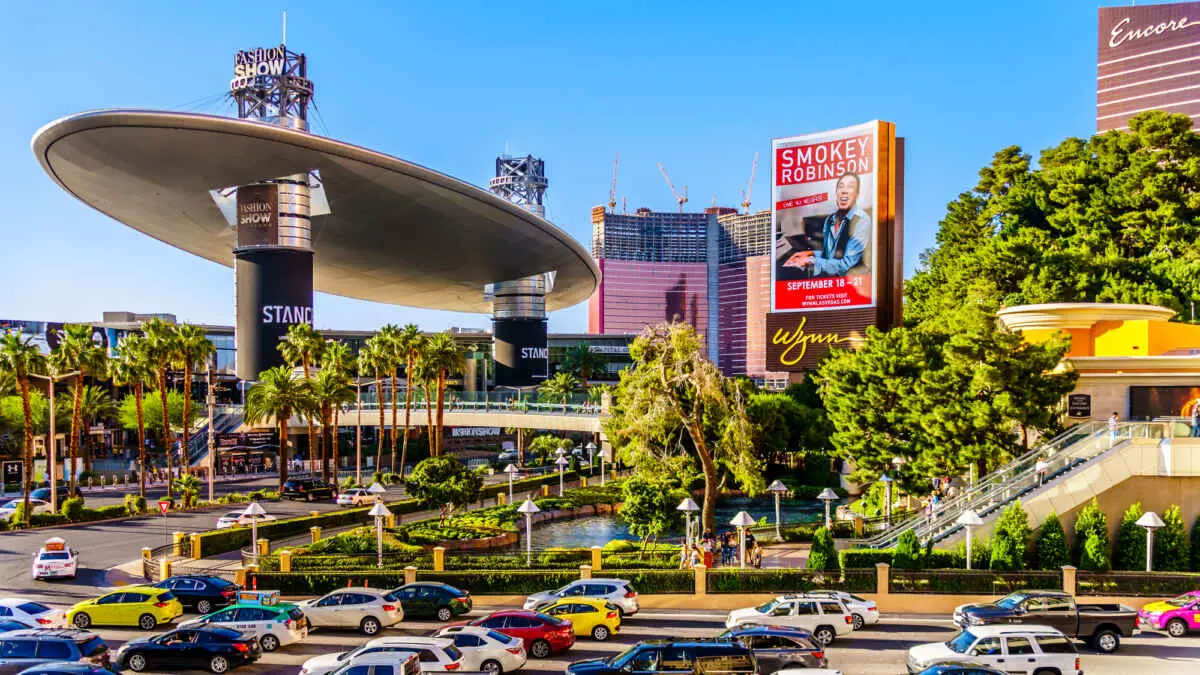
[450,610,574,658]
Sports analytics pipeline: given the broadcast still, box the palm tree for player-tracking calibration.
[321,340,355,480]
[244,365,315,491]
[410,355,437,456]
[112,335,153,496]
[142,318,180,498]
[175,324,215,476]
[57,385,118,473]
[51,325,106,491]
[311,367,354,482]
[0,332,47,526]
[358,337,389,472]
[377,324,404,475]
[424,333,464,457]
[172,473,202,508]
[393,325,424,477]
[560,344,608,388]
[540,371,582,404]
[279,324,324,475]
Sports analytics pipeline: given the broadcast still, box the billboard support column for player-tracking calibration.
[492,274,549,388]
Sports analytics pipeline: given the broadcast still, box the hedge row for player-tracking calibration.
[618,569,695,594]
[198,499,426,556]
[417,570,581,594]
[889,570,1061,595]
[705,568,876,594]
[1076,571,1200,597]
[478,471,580,501]
[839,548,972,570]
[249,571,410,595]
[781,520,854,542]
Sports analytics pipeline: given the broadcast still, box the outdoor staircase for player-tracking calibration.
[186,410,244,467]
[859,421,1172,549]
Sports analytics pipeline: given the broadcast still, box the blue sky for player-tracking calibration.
[1,0,1111,333]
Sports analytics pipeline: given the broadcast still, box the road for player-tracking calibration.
[20,604,1200,675]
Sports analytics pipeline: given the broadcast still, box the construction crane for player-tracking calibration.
[608,153,619,212]
[657,162,688,213]
[740,152,759,213]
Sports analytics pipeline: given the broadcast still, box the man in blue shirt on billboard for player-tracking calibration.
[782,172,871,278]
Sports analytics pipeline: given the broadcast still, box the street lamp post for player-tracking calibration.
[880,473,894,527]
[555,456,569,496]
[517,498,541,567]
[1137,511,1166,572]
[891,456,907,510]
[955,509,983,569]
[731,511,755,569]
[242,501,267,566]
[767,480,788,542]
[817,487,839,531]
[206,363,216,504]
[28,370,79,512]
[367,481,386,503]
[504,464,519,503]
[599,445,612,486]
[355,379,364,485]
[369,501,392,569]
[585,441,596,471]
[676,498,700,550]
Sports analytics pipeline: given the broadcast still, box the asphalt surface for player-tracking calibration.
[9,603,1199,675]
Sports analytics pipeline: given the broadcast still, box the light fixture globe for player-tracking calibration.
[366,482,386,495]
[1137,511,1165,529]
[517,498,541,514]
[767,480,788,494]
[730,511,755,528]
[676,498,700,513]
[504,464,520,475]
[368,502,392,518]
[242,501,267,517]
[555,456,569,467]
[817,488,840,502]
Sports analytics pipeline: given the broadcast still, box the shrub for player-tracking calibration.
[94,504,127,519]
[806,527,839,571]
[60,497,86,521]
[840,549,895,568]
[1155,505,1190,572]
[406,457,483,509]
[124,494,147,516]
[707,568,874,594]
[196,498,424,556]
[990,501,1030,571]
[1191,515,1200,572]
[1033,513,1070,570]
[30,513,71,526]
[1114,502,1145,571]
[1080,532,1110,572]
[1073,498,1108,567]
[893,530,922,570]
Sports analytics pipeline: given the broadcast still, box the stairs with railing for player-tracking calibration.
[186,410,244,467]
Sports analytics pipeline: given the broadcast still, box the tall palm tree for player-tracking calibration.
[311,368,353,482]
[0,332,47,526]
[539,371,582,404]
[142,318,180,498]
[358,337,389,472]
[410,355,437,457]
[560,344,607,388]
[175,324,215,476]
[244,365,315,491]
[321,340,355,480]
[51,325,104,491]
[424,333,464,457]
[279,324,324,474]
[393,325,425,477]
[112,335,153,496]
[377,324,403,475]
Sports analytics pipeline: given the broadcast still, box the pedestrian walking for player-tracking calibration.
[1035,455,1049,486]
[1191,402,1200,437]
[1108,411,1119,447]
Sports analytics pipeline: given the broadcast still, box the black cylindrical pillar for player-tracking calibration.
[235,248,314,380]
[493,318,549,388]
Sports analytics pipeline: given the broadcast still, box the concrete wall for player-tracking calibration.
[1056,474,1200,547]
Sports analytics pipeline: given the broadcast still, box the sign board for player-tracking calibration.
[157,500,171,516]
[2,461,23,488]
[237,590,280,606]
[236,184,279,247]
[451,427,502,438]
[1067,393,1092,418]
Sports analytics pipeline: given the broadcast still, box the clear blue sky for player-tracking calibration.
[1,0,1111,333]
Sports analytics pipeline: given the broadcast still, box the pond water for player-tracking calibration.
[528,497,835,549]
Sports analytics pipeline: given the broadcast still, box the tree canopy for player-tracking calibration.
[406,456,483,510]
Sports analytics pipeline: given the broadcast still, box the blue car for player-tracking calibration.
[916,664,1006,675]
[18,663,120,675]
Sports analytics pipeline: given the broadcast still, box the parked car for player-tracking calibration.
[451,610,574,658]
[775,670,843,675]
[215,511,277,529]
[178,599,307,652]
[724,595,853,645]
[0,499,53,521]
[113,625,261,674]
[31,538,78,581]
[281,478,337,502]
[0,629,111,671]
[910,665,1006,675]
[1137,590,1200,637]
[523,579,639,617]
[302,650,420,675]
[153,575,240,615]
[31,484,83,500]
[0,599,66,628]
[565,639,758,675]
[497,450,519,464]
[336,488,375,507]
[805,590,879,630]
[299,637,461,675]
[536,598,621,640]
[907,625,1082,675]
[296,588,403,635]
[716,625,827,671]
[16,663,120,675]
[953,590,1136,653]
[66,586,183,631]
[0,620,33,633]
[386,582,472,621]
[434,625,527,674]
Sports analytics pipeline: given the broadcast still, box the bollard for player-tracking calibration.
[159,558,172,581]
[694,564,707,597]
[257,538,270,556]
[310,526,322,543]
[279,550,292,573]
[190,534,203,560]
[433,546,446,572]
[580,564,592,580]
[497,492,506,506]
[385,513,396,528]
[591,545,603,571]
[853,516,864,538]
[141,547,152,561]
[541,485,549,497]
[172,531,186,557]
[310,510,319,518]
[581,476,588,488]
[875,562,891,599]
[404,565,418,585]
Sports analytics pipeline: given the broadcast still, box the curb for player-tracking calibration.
[0,499,284,535]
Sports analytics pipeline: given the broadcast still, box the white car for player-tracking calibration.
[297,588,404,635]
[435,625,527,674]
[300,636,463,675]
[806,591,879,630]
[776,670,843,675]
[337,488,375,507]
[523,579,639,616]
[309,651,421,675]
[30,537,78,580]
[906,625,1082,675]
[725,595,853,645]
[215,510,278,529]
[178,601,308,652]
[0,598,66,627]
[0,499,52,520]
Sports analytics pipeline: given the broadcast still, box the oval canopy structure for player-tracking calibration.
[32,110,598,313]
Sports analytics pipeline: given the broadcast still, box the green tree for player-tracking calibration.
[560,344,607,388]
[142,318,179,497]
[173,473,202,508]
[319,340,356,479]
[604,323,762,533]
[244,365,316,491]
[279,323,324,477]
[990,501,1031,571]
[892,529,922,570]
[1081,532,1111,572]
[807,527,840,572]
[0,332,47,526]
[0,392,49,435]
[1154,504,1190,572]
[619,476,684,555]
[392,325,425,478]
[1033,512,1070,570]
[539,371,582,405]
[52,324,108,488]
[1073,498,1110,569]
[527,434,573,465]
[424,333,464,457]
[61,385,117,476]
[118,390,198,434]
[376,324,404,477]
[311,367,354,482]
[1114,502,1146,571]
[405,456,482,510]
[358,337,390,472]
[175,324,214,476]
[746,391,807,462]
[111,334,154,496]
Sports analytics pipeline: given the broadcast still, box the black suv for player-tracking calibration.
[567,640,756,675]
[281,478,337,502]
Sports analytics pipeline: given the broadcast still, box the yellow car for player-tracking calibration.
[537,597,621,641]
[68,585,183,631]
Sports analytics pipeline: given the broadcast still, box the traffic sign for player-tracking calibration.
[157,500,171,515]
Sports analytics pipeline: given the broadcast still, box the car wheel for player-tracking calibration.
[1092,629,1120,653]
[437,606,453,622]
[481,659,502,675]
[127,653,148,672]
[260,634,280,652]
[209,655,230,673]
[592,625,611,641]
[360,616,381,635]
[196,599,212,614]
[1032,670,1059,675]
[852,614,865,631]
[1167,618,1189,638]
[138,613,157,631]
[530,639,551,658]
[813,625,836,646]
[72,612,91,629]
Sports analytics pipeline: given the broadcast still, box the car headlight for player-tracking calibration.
[967,615,983,625]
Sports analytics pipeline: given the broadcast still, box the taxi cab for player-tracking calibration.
[31,537,78,580]
[178,590,308,652]
[536,597,621,641]
[66,586,183,631]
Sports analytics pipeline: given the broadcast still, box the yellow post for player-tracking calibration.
[385,514,396,528]
[433,546,446,572]
[257,538,270,556]
[159,558,172,580]
[497,492,507,506]
[1061,565,1077,596]
[310,526,322,543]
[875,562,891,600]
[694,564,707,597]
[141,547,152,561]
[591,545,603,571]
[234,567,248,587]
[581,476,588,488]
[172,531,185,557]
[580,564,592,580]
[541,484,549,497]
[279,550,292,573]
[190,533,203,560]
[310,510,320,518]
[404,565,418,585]
[853,516,864,538]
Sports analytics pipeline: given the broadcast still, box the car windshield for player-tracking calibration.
[847,594,866,603]
[995,593,1029,609]
[755,601,776,613]
[947,631,978,654]
[608,645,640,666]
[553,585,572,595]
[39,552,70,560]
[287,608,304,621]
[224,512,243,519]
[1167,594,1198,607]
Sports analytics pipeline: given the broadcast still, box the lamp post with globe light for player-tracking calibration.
[818,488,839,531]
[731,511,755,569]
[367,481,386,502]
[242,501,267,566]
[677,498,700,550]
[955,509,983,569]
[369,501,392,569]
[504,464,519,503]
[880,474,894,526]
[1137,511,1166,572]
[586,441,596,470]
[599,445,612,485]
[767,480,788,542]
[555,455,569,496]
[518,498,540,566]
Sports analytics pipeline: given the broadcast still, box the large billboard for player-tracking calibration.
[234,248,314,380]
